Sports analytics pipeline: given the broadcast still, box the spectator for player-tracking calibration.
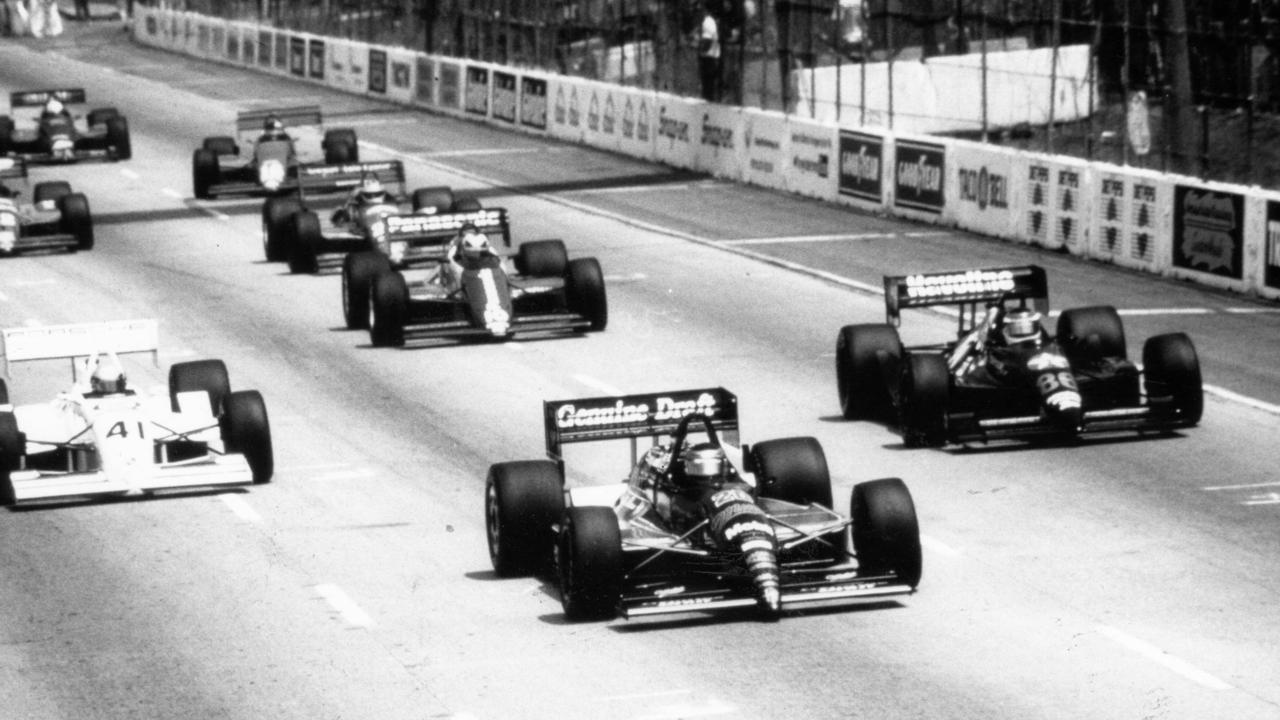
[28,0,62,37]
[697,3,721,102]
[74,0,88,20]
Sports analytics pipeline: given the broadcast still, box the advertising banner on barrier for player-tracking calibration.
[226,24,245,64]
[786,117,837,200]
[288,36,306,77]
[415,56,436,107]
[549,79,585,144]
[491,71,518,124]
[1092,169,1167,272]
[948,142,1017,240]
[697,104,742,180]
[837,128,885,207]
[368,49,388,94]
[575,81,616,150]
[652,93,701,170]
[1171,184,1245,284]
[386,49,415,104]
[211,24,225,62]
[308,38,325,81]
[618,87,654,160]
[740,110,787,192]
[519,75,549,133]
[465,65,490,118]
[255,29,272,69]
[1023,156,1089,252]
[893,137,946,216]
[1265,201,1280,294]
[438,61,463,112]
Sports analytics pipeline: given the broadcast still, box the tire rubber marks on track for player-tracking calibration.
[314,583,374,628]
[1095,624,1233,690]
[1202,480,1280,506]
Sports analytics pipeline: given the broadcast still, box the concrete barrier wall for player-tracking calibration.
[133,7,1280,302]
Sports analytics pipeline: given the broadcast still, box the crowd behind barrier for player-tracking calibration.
[130,6,1280,303]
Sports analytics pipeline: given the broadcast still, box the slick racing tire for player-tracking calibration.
[0,412,19,507]
[222,390,273,484]
[169,359,231,416]
[1057,305,1127,366]
[0,115,13,155]
[322,128,358,164]
[411,186,454,213]
[202,136,238,156]
[558,506,623,621]
[261,197,300,262]
[852,478,922,589]
[899,353,948,448]
[192,149,220,200]
[836,324,902,421]
[1143,332,1203,425]
[566,258,608,332]
[58,193,94,251]
[288,210,322,274]
[451,196,482,212]
[0,378,8,404]
[33,181,71,204]
[370,269,408,347]
[342,251,391,330]
[516,239,568,277]
[105,116,131,161]
[751,436,834,509]
[486,460,565,577]
[86,107,120,127]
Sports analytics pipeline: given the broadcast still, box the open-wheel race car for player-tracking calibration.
[192,105,358,199]
[0,157,94,254]
[0,89,132,163]
[363,189,607,346]
[835,265,1203,447]
[485,387,921,621]
[0,320,273,506]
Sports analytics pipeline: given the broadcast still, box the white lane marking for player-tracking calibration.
[1224,307,1280,314]
[723,231,949,245]
[602,690,692,701]
[1204,383,1280,416]
[636,698,737,720]
[1095,624,1232,690]
[574,374,624,396]
[315,583,374,628]
[219,494,262,523]
[570,181,724,196]
[120,167,140,180]
[424,147,558,157]
[1202,481,1280,492]
[920,534,961,557]
[604,272,647,282]
[1116,308,1214,316]
[160,187,183,199]
[1242,493,1280,506]
[0,290,8,302]
[188,200,231,222]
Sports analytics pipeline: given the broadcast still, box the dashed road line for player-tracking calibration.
[573,374,624,396]
[920,534,961,557]
[219,493,262,523]
[1203,480,1280,492]
[315,583,374,627]
[723,231,949,245]
[1095,624,1232,690]
[187,200,231,222]
[1203,383,1280,415]
[119,167,140,180]
[160,187,183,199]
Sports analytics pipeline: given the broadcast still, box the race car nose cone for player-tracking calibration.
[1045,390,1083,431]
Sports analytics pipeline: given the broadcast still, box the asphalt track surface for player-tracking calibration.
[1,22,1278,720]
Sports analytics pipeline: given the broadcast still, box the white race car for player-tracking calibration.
[0,320,272,506]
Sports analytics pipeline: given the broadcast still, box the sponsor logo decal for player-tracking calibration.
[554,392,720,429]
[903,269,1015,299]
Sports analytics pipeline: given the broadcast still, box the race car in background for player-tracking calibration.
[835,265,1203,447]
[191,105,358,199]
[484,387,921,621]
[0,157,94,254]
[0,320,273,506]
[0,88,132,163]
[360,189,607,346]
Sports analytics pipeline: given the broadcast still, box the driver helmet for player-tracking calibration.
[1002,307,1044,346]
[263,114,285,137]
[90,358,127,394]
[356,177,388,206]
[44,98,64,116]
[678,442,728,489]
[457,224,491,262]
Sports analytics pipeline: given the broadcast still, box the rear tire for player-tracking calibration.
[852,478,922,588]
[342,251,391,330]
[486,461,565,577]
[58,193,93,250]
[168,359,230,415]
[751,436,833,508]
[222,390,273,484]
[451,196,482,212]
[33,181,71,204]
[1143,333,1203,425]
[566,257,607,332]
[105,116,131,160]
[261,197,300,262]
[836,324,902,421]
[0,412,19,506]
[558,506,622,621]
[370,270,408,347]
[516,239,568,277]
[1057,305,1127,366]
[899,353,948,448]
[322,128,358,163]
[288,210,321,274]
[412,186,453,213]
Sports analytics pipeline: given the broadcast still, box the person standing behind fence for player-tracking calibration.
[28,0,62,37]
[697,4,721,102]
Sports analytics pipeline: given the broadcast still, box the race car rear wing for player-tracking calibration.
[296,160,405,196]
[0,157,26,180]
[884,265,1048,325]
[544,387,739,461]
[10,88,87,108]
[0,319,159,377]
[384,207,511,251]
[235,105,323,133]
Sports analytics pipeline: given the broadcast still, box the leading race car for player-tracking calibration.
[0,89,132,163]
[191,106,359,199]
[0,157,94,254]
[485,387,921,621]
[0,320,273,506]
[835,265,1204,447]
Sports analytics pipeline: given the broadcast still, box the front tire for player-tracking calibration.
[1143,332,1203,425]
[411,186,453,213]
[192,148,219,200]
[58,193,93,250]
[105,116,131,160]
[516,239,568,277]
[33,181,71,204]
[558,506,622,621]
[168,359,231,415]
[343,252,391,330]
[751,436,833,508]
[0,412,18,507]
[1057,305,1127,367]
[370,270,408,347]
[485,461,565,577]
[222,390,273,484]
[852,478,922,588]
[566,257,607,332]
[322,128,358,163]
[899,353,949,448]
[836,324,902,421]
[288,210,321,274]
[262,197,300,262]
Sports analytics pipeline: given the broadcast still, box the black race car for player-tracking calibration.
[485,387,921,621]
[835,265,1203,447]
[0,157,94,254]
[0,89,131,163]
